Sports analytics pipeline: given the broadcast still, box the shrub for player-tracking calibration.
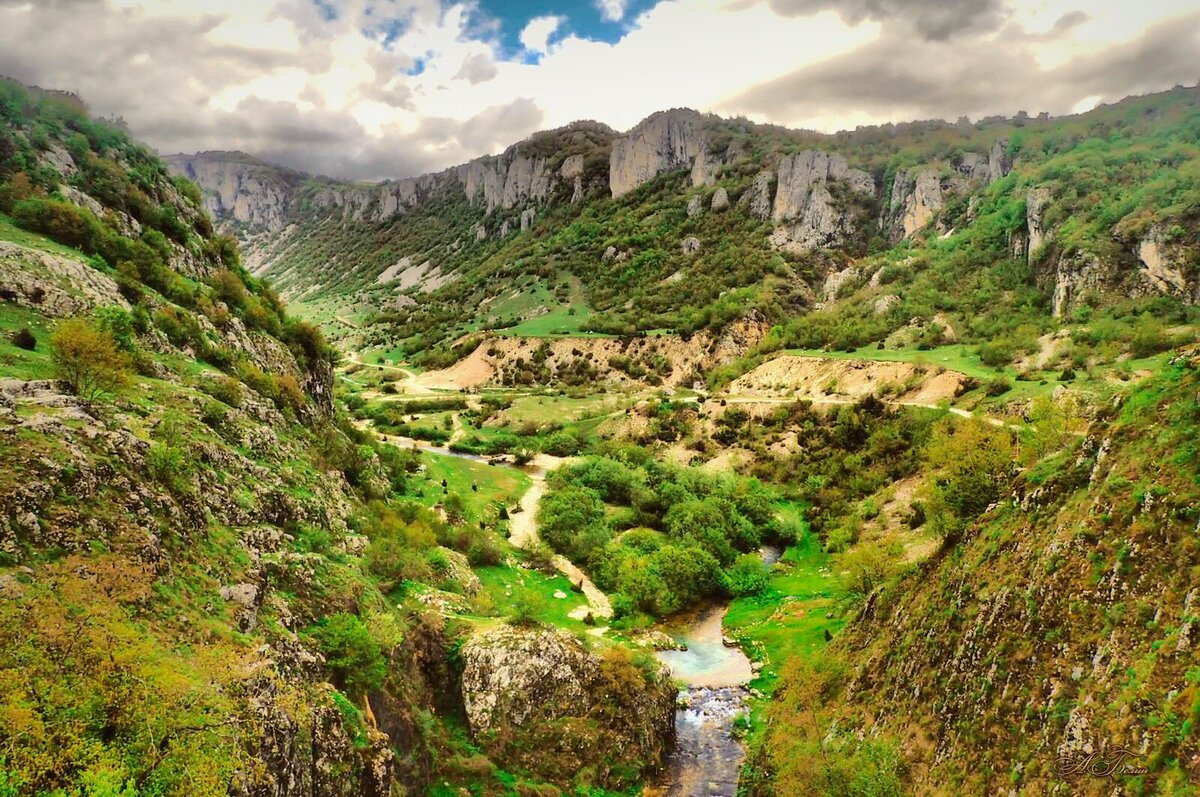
[50,317,132,401]
[984,377,1012,396]
[10,327,36,350]
[724,553,770,597]
[201,375,243,408]
[146,442,193,495]
[307,613,387,697]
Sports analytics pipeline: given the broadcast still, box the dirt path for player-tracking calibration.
[509,454,613,622]
[344,350,436,395]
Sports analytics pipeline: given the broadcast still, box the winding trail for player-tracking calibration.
[508,454,613,622]
[344,350,436,395]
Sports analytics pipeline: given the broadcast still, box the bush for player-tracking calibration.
[146,442,193,495]
[50,317,133,401]
[984,377,1012,396]
[9,327,36,350]
[724,553,770,597]
[307,613,387,697]
[201,375,243,408]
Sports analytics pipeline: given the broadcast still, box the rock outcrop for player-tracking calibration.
[1025,187,1053,262]
[771,151,875,250]
[1134,224,1198,302]
[955,138,1011,183]
[610,109,706,198]
[883,168,966,239]
[743,172,774,220]
[460,626,675,788]
[560,154,585,203]
[1051,251,1104,317]
[0,241,128,317]
[168,152,301,233]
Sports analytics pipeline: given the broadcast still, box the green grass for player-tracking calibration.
[724,530,847,696]
[0,304,55,380]
[410,454,530,520]
[469,563,592,631]
[499,393,634,425]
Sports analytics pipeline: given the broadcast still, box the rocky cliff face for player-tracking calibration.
[883,168,965,240]
[609,108,706,198]
[1133,223,1199,303]
[770,151,875,250]
[167,152,303,233]
[460,626,676,789]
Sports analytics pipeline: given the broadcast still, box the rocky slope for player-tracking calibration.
[748,351,1200,795]
[173,87,1199,374]
[0,78,675,796]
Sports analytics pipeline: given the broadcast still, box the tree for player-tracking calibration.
[50,317,132,401]
[538,485,607,559]
[923,419,1018,540]
[725,553,770,597]
[307,613,387,697]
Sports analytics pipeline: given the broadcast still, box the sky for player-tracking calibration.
[0,0,1197,181]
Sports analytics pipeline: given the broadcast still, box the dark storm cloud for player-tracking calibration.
[727,11,1200,123]
[760,0,1006,41]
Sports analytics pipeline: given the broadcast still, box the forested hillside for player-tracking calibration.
[175,88,1199,376]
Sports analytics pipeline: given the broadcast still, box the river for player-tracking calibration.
[654,545,782,795]
[655,605,755,796]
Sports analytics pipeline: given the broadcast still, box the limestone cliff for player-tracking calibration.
[167,151,304,233]
[883,168,967,240]
[771,150,875,250]
[609,108,706,198]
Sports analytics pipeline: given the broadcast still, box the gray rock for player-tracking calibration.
[744,172,774,220]
[610,109,706,198]
[681,236,701,254]
[772,151,874,250]
[687,195,703,218]
[711,187,730,211]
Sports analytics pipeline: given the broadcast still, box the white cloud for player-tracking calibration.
[0,0,1195,181]
[596,0,628,23]
[518,15,564,55]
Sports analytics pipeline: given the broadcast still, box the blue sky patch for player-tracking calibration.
[471,0,658,59]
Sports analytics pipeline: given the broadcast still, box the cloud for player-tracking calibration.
[725,9,1200,126]
[518,15,564,55]
[453,52,498,84]
[0,0,1195,182]
[596,0,628,23]
[760,0,1006,40]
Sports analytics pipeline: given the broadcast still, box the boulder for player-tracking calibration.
[460,626,675,789]
[711,187,730,211]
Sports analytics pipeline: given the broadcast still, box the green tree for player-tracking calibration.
[308,613,387,697]
[50,317,133,401]
[724,553,770,597]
